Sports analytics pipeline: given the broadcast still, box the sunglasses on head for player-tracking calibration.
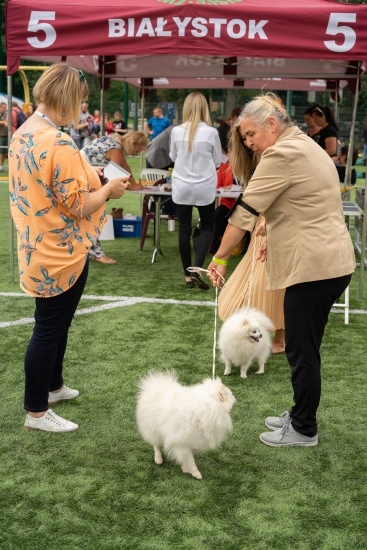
[78,69,87,83]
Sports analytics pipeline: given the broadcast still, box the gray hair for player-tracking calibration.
[240,92,292,132]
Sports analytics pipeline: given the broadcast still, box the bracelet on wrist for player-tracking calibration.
[212,256,228,266]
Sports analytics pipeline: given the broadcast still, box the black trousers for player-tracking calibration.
[284,274,352,437]
[210,204,230,253]
[176,202,215,277]
[24,259,89,412]
[145,159,174,170]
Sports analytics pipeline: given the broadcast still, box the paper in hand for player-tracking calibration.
[104,161,131,181]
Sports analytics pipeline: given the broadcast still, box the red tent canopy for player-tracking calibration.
[5,0,367,291]
[123,77,346,92]
[6,0,367,77]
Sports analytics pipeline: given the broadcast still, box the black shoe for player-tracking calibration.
[185,280,195,288]
[190,272,209,291]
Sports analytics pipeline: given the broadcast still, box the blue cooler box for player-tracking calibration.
[113,217,142,238]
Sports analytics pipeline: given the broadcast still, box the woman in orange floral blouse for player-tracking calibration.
[8,63,129,433]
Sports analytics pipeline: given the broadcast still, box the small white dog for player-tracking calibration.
[218,307,275,379]
[136,371,236,480]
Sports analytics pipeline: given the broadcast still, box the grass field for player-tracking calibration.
[1,158,367,550]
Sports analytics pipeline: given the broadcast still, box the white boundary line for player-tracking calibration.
[0,291,366,329]
[0,293,215,328]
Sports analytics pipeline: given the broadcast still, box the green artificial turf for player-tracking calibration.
[1,162,367,550]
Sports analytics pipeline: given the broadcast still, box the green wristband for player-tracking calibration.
[212,256,228,266]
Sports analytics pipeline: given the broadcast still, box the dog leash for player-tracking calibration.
[187,267,225,380]
[246,233,257,309]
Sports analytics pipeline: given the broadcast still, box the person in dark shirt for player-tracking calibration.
[310,105,339,158]
[112,111,128,135]
[335,145,358,186]
[217,107,242,157]
[303,106,321,137]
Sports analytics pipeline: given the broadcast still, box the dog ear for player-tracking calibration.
[218,388,235,409]
[242,320,249,326]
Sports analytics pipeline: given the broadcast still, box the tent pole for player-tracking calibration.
[134,86,138,131]
[7,74,15,284]
[140,80,146,173]
[100,57,105,136]
[141,80,145,133]
[123,82,129,126]
[344,61,366,300]
[345,63,360,190]
[358,170,367,299]
[333,81,339,128]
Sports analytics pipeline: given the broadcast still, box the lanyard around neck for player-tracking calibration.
[34,110,58,129]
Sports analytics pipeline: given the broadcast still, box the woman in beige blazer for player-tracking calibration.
[208,92,355,448]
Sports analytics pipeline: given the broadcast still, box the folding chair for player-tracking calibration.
[139,169,178,251]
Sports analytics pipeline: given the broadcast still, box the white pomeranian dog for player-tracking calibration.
[136,371,236,480]
[218,307,275,379]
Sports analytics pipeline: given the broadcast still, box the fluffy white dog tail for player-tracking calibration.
[138,370,178,395]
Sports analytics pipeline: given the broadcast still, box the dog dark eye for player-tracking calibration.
[252,330,257,334]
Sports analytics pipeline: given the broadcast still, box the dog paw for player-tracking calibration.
[182,466,202,479]
[224,371,231,376]
[154,450,163,465]
[240,373,248,379]
[255,370,264,375]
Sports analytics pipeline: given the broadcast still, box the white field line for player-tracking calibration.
[0,293,215,328]
[0,292,366,329]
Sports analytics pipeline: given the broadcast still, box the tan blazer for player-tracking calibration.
[229,126,356,290]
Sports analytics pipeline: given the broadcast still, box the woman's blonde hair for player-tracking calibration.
[116,131,148,156]
[228,93,291,185]
[229,124,259,185]
[181,92,212,152]
[240,92,291,130]
[33,62,88,124]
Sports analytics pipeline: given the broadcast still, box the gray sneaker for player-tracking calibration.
[265,411,291,431]
[260,423,318,447]
[49,384,79,405]
[24,409,78,432]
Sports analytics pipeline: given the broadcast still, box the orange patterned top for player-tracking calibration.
[9,127,106,297]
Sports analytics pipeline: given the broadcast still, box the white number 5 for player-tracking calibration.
[27,11,56,49]
[324,13,356,53]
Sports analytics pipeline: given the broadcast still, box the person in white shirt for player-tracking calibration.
[170,92,222,289]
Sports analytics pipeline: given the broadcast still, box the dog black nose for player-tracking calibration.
[259,334,262,338]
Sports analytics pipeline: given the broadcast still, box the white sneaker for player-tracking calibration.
[49,384,79,405]
[24,409,78,432]
[265,411,291,431]
[260,423,318,447]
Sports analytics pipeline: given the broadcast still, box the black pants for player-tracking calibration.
[145,159,174,170]
[284,274,352,437]
[24,260,89,412]
[176,202,215,277]
[210,204,230,253]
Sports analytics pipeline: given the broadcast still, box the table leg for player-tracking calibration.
[152,196,163,263]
